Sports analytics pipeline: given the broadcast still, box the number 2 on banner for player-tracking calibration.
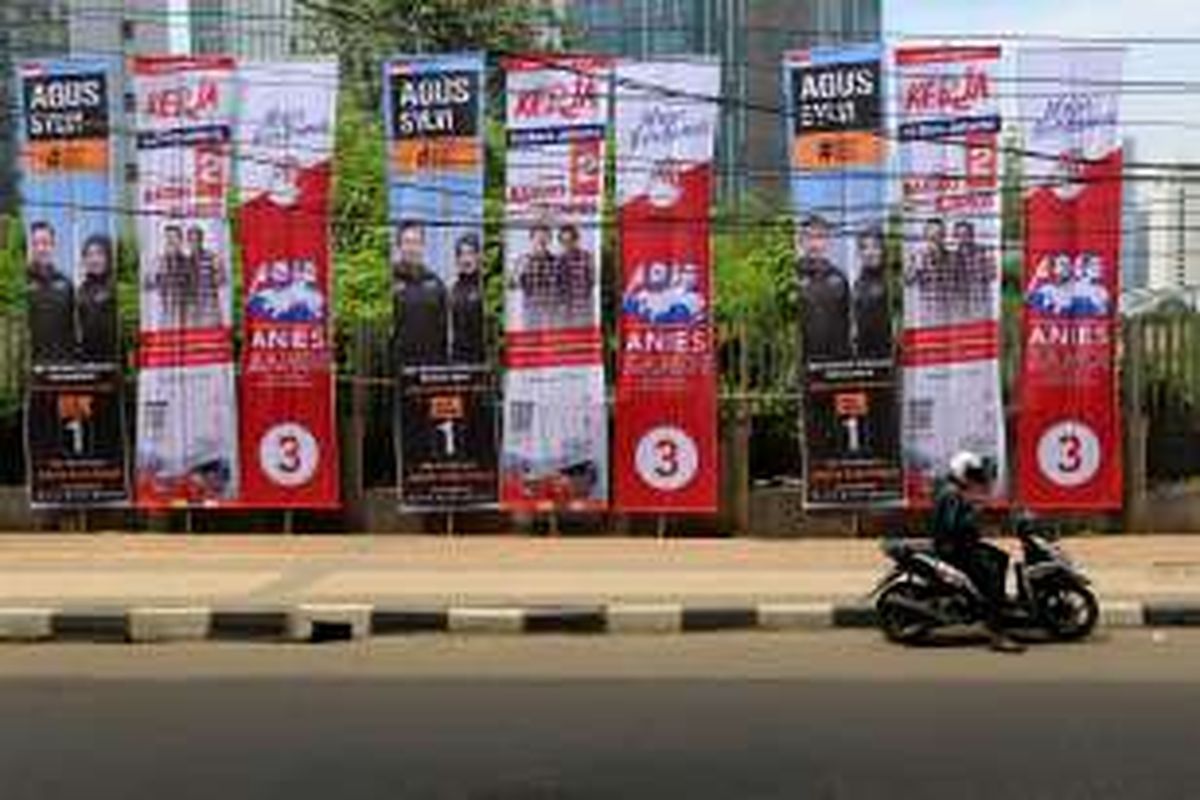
[259,423,320,488]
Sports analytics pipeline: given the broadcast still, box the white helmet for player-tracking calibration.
[948,450,991,487]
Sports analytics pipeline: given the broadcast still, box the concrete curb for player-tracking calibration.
[0,601,1193,642]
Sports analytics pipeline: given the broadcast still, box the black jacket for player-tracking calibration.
[449,273,485,365]
[76,277,119,363]
[28,267,76,365]
[853,272,892,358]
[931,480,981,561]
[394,265,448,367]
[798,256,851,362]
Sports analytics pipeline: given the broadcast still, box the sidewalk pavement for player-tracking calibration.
[0,534,1197,641]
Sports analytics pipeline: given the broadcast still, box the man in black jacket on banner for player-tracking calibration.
[393,220,448,368]
[26,220,76,365]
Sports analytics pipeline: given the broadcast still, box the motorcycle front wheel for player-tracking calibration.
[1037,581,1099,641]
[876,582,935,645]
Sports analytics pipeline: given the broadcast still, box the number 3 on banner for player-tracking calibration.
[1036,420,1101,489]
[259,423,320,488]
[635,426,699,492]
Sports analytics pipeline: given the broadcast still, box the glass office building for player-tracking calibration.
[564,0,881,199]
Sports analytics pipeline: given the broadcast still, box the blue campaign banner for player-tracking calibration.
[17,56,129,505]
[383,53,497,508]
[783,43,902,508]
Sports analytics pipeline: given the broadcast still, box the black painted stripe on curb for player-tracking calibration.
[210,611,288,640]
[523,608,607,634]
[832,604,878,628]
[682,607,758,632]
[51,611,129,642]
[370,609,450,635]
[1143,603,1200,627]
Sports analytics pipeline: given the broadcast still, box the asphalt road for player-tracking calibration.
[0,631,1198,799]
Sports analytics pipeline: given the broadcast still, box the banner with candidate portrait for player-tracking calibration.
[785,45,902,508]
[18,57,129,505]
[613,60,719,512]
[235,60,339,508]
[896,46,1006,504]
[133,56,239,507]
[501,56,610,511]
[1016,48,1124,510]
[384,53,497,508]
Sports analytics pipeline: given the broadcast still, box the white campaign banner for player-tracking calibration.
[895,46,1007,503]
[500,56,610,511]
[132,55,239,506]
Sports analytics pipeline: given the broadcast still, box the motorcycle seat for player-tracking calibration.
[882,538,936,559]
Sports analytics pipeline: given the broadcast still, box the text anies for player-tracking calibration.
[144,80,219,120]
[796,66,876,129]
[25,76,105,138]
[513,74,600,122]
[624,328,711,354]
[903,66,991,114]
[1028,321,1111,347]
[393,72,473,137]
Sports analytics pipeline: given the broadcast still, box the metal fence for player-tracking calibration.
[0,304,1195,532]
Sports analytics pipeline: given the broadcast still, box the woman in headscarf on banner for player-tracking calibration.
[76,233,119,364]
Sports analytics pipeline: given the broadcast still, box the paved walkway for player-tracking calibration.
[0,534,1196,607]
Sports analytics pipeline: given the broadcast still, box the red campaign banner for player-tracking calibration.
[1016,47,1124,511]
[613,61,719,512]
[1017,151,1124,510]
[235,62,339,508]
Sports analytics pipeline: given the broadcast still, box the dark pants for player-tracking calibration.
[944,541,1010,630]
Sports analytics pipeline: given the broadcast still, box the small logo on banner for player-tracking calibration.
[259,422,320,487]
[635,426,699,492]
[1036,420,1101,488]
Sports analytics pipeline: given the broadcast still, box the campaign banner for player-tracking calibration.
[501,55,610,510]
[785,45,902,508]
[896,46,1006,503]
[613,61,719,512]
[132,56,239,507]
[1016,48,1124,510]
[18,57,129,505]
[384,53,497,508]
[235,61,339,508]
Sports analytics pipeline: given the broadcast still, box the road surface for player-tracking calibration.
[0,630,1197,798]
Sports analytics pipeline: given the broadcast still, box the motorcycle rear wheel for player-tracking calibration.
[1037,581,1099,641]
[876,582,935,645]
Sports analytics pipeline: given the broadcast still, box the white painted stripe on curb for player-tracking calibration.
[127,607,211,643]
[757,602,835,630]
[1100,600,1144,628]
[0,608,54,641]
[448,607,525,634]
[288,603,373,641]
[605,603,683,634]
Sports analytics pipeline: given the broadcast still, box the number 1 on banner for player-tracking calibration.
[437,420,458,457]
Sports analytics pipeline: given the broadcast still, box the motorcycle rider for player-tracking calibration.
[932,451,1026,653]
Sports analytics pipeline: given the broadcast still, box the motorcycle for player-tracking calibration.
[873,520,1098,645]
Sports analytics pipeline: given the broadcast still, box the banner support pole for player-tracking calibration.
[656,513,666,540]
[445,511,455,537]
[283,509,294,535]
